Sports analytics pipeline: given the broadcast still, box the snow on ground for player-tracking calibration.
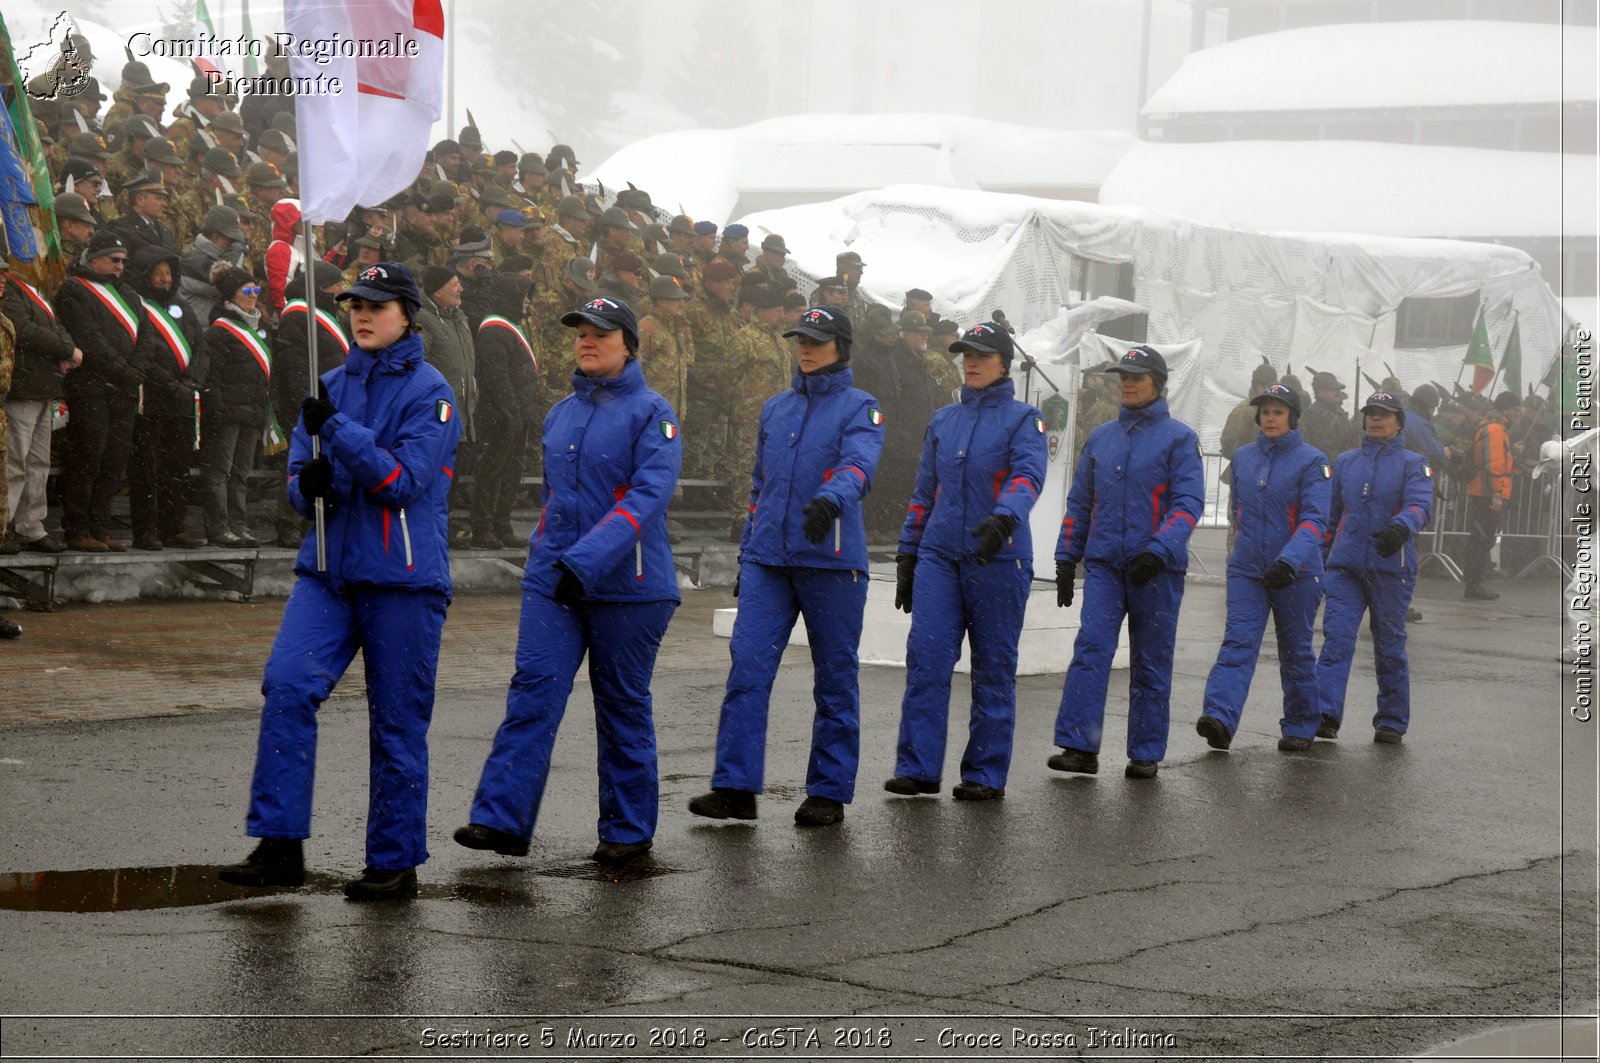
[1099,140,1596,240]
[1144,21,1594,114]
[586,114,1134,224]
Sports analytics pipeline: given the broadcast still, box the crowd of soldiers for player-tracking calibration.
[0,38,968,576]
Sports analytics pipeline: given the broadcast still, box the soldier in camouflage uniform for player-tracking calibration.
[171,146,240,253]
[541,196,590,280]
[635,275,695,426]
[524,257,599,480]
[749,233,789,286]
[689,221,718,271]
[837,251,872,327]
[684,259,745,483]
[52,193,99,281]
[103,116,159,200]
[903,310,958,400]
[725,285,794,538]
[1073,362,1120,461]
[491,208,528,264]
[715,224,752,275]
[166,76,225,161]
[209,111,255,168]
[595,252,646,305]
[1299,370,1360,461]
[141,137,192,246]
[594,207,640,276]
[392,190,449,269]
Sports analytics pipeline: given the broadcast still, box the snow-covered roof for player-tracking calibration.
[1100,140,1596,239]
[1145,21,1595,115]
[587,115,1135,224]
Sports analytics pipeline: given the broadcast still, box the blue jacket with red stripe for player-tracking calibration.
[899,377,1047,563]
[287,330,461,597]
[1325,433,1434,575]
[1057,397,1204,571]
[526,356,682,602]
[1227,429,1331,579]
[740,365,882,570]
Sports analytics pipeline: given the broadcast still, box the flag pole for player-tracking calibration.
[299,197,326,570]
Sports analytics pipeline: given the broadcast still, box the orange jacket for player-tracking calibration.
[1467,414,1513,500]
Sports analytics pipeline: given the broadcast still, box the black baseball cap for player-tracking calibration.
[1250,382,1301,415]
[337,261,423,317]
[948,322,1014,364]
[561,295,640,347]
[1361,390,1404,415]
[1106,344,1168,378]
[784,305,853,345]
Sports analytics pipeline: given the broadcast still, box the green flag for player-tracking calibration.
[1464,305,1494,394]
[240,0,259,76]
[1500,317,1521,398]
[0,11,62,288]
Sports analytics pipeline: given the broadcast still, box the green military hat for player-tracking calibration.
[556,194,587,220]
[426,186,459,213]
[119,171,170,197]
[258,128,295,155]
[245,161,286,188]
[478,185,511,209]
[211,111,247,136]
[617,187,653,212]
[469,156,494,174]
[123,115,161,140]
[898,309,932,333]
[836,250,865,269]
[201,205,245,241]
[760,233,788,254]
[53,192,97,225]
[1250,360,1279,387]
[643,222,669,246]
[750,285,786,310]
[70,132,113,160]
[668,214,695,236]
[143,137,184,166]
[931,317,959,338]
[652,252,687,279]
[203,146,242,178]
[565,255,598,292]
[600,206,638,231]
[815,275,847,292]
[271,111,296,137]
[132,81,171,101]
[222,192,259,222]
[649,275,690,301]
[352,235,384,251]
[518,152,544,171]
[583,193,605,218]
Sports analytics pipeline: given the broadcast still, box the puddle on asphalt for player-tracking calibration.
[1419,1018,1597,1062]
[0,866,546,912]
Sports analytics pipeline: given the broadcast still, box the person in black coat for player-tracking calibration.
[271,260,349,547]
[54,230,143,550]
[107,173,177,258]
[469,272,538,548]
[200,266,271,546]
[852,306,940,543]
[127,245,208,548]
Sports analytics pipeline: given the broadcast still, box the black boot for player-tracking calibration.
[343,866,417,901]
[218,838,305,888]
[687,789,758,820]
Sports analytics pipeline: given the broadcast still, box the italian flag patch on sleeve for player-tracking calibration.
[1034,416,1046,433]
[868,407,883,425]
[1423,463,1433,478]
[1321,463,1333,479]
[435,400,453,423]
[661,420,678,439]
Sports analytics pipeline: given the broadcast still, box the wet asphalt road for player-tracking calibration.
[0,573,1592,1061]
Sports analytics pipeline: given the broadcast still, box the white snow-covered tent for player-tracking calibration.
[1144,20,1590,115]
[586,114,1134,225]
[1099,140,1593,241]
[738,184,1566,451]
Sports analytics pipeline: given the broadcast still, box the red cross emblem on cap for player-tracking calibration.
[360,266,387,281]
[587,299,608,310]
[807,311,823,321]
[971,325,991,335]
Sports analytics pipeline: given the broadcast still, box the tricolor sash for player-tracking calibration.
[77,278,140,341]
[14,279,56,321]
[139,298,193,371]
[479,314,537,369]
[281,299,351,355]
[214,318,272,380]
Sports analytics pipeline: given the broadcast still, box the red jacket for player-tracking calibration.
[264,199,304,314]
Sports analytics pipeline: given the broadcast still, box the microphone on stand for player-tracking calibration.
[991,309,1059,394]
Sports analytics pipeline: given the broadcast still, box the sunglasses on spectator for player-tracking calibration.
[239,284,261,295]
[106,255,127,263]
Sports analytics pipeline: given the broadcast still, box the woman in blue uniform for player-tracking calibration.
[687,306,882,827]
[1048,346,1205,780]
[1195,383,1330,752]
[885,322,1048,800]
[1314,390,1433,743]
[455,295,682,866]
[218,262,461,901]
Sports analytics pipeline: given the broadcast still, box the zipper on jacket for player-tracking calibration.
[834,516,841,556]
[399,508,414,571]
[636,540,643,582]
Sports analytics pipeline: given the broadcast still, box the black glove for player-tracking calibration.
[1125,552,1163,586]
[297,456,334,501]
[801,496,840,544]
[894,553,916,614]
[1371,523,1409,557]
[553,561,585,608]
[1056,561,1076,608]
[1262,559,1297,590]
[301,383,338,437]
[971,513,1018,563]
[733,572,740,599]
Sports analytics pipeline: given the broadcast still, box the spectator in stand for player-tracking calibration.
[200,267,271,547]
[3,259,81,554]
[264,198,305,315]
[470,273,538,549]
[178,206,249,324]
[416,264,478,536]
[272,261,350,548]
[126,246,208,550]
[55,230,143,551]
[106,172,176,258]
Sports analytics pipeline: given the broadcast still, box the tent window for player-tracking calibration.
[1098,313,1149,344]
[1070,259,1135,304]
[1396,293,1479,348]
